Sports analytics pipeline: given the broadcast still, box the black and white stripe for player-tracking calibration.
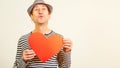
[13,31,71,68]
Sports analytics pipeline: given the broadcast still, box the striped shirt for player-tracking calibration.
[13,31,71,68]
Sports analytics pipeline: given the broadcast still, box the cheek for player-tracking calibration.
[32,11,38,16]
[30,15,37,22]
[45,16,50,20]
[45,14,50,19]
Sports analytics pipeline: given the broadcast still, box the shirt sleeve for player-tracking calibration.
[57,49,71,68]
[13,36,29,68]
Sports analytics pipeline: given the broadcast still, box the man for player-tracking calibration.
[13,0,72,68]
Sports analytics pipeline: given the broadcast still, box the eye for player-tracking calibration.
[34,8,39,11]
[42,8,46,10]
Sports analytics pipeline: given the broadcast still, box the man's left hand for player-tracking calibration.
[63,38,73,52]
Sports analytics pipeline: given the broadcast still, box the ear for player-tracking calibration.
[30,14,34,21]
[48,14,51,18]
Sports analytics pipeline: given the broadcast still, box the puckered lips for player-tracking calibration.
[38,15,44,19]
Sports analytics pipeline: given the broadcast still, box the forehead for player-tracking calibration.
[33,4,48,8]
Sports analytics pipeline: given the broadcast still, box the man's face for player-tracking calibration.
[30,4,50,24]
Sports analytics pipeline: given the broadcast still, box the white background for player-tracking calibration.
[0,0,120,68]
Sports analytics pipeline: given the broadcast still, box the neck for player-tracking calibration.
[32,23,51,34]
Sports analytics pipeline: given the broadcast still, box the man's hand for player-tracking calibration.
[22,49,36,61]
[63,38,73,52]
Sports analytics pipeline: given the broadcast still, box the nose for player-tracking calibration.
[38,9,43,14]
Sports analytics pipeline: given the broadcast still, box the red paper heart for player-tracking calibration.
[28,32,63,62]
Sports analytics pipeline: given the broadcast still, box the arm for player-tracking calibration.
[57,49,71,68]
[13,36,28,68]
[57,38,72,68]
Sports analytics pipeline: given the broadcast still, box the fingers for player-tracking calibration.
[23,49,36,61]
[63,38,73,52]
[24,49,35,55]
[63,38,72,44]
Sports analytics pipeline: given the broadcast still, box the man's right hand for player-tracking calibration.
[22,49,36,61]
